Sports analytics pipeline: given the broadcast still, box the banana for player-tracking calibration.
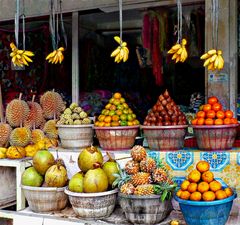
[172,52,178,60]
[180,48,187,62]
[207,49,217,55]
[121,42,127,47]
[203,57,211,67]
[46,50,57,60]
[177,47,183,54]
[123,51,128,62]
[217,55,224,69]
[111,47,121,57]
[123,46,129,54]
[10,42,17,50]
[22,54,33,62]
[58,47,65,52]
[23,51,34,56]
[10,52,17,57]
[200,53,210,60]
[171,44,181,50]
[208,62,214,71]
[181,38,187,45]
[20,57,29,66]
[46,47,65,64]
[17,50,24,54]
[119,48,125,60]
[59,54,64,64]
[114,53,121,63]
[210,54,217,63]
[114,36,121,44]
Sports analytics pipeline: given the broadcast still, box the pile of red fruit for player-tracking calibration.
[143,90,187,126]
[191,96,238,125]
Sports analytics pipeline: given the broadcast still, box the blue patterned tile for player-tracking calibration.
[147,151,160,165]
[166,151,193,171]
[237,153,240,165]
[173,176,186,187]
[200,152,230,171]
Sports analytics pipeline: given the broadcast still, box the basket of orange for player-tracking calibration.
[191,96,239,150]
[174,161,237,225]
[94,92,140,150]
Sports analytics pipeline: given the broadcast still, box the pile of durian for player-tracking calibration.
[57,103,91,125]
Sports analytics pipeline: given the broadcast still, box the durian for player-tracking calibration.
[31,129,45,144]
[0,123,12,147]
[43,120,58,139]
[9,127,31,147]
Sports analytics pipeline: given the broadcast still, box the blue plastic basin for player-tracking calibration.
[174,192,237,225]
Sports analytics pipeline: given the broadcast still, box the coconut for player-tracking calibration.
[21,167,43,187]
[69,172,84,192]
[78,146,103,172]
[33,150,55,175]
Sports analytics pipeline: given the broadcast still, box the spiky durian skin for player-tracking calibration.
[134,184,154,195]
[131,172,152,187]
[24,102,44,129]
[40,91,66,119]
[152,168,168,183]
[131,145,147,162]
[43,120,58,139]
[120,182,135,195]
[0,123,12,147]
[125,160,140,175]
[140,157,157,173]
[9,127,31,147]
[6,99,29,127]
[31,129,45,144]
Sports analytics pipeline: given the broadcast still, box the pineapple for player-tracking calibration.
[120,182,135,195]
[134,184,154,195]
[152,168,168,183]
[112,168,131,189]
[140,157,156,173]
[131,145,147,162]
[125,160,140,175]
[131,172,152,186]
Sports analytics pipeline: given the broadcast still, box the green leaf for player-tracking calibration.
[161,189,168,202]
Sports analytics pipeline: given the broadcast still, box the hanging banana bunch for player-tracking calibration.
[110,36,129,63]
[167,0,188,63]
[10,0,34,68]
[200,0,223,71]
[167,38,188,63]
[110,0,129,63]
[46,0,67,64]
[200,49,224,71]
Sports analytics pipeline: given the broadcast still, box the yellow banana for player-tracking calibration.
[203,57,211,67]
[200,53,210,60]
[217,50,222,55]
[171,43,181,51]
[121,42,127,47]
[58,47,65,52]
[21,57,29,66]
[172,52,178,60]
[46,50,57,60]
[16,54,21,59]
[59,54,64,64]
[123,46,129,54]
[210,54,217,63]
[217,55,224,69]
[213,56,219,69]
[208,62,214,71]
[175,55,181,63]
[167,49,177,54]
[10,42,17,50]
[22,54,33,62]
[17,50,24,54]
[111,47,121,57]
[10,52,17,57]
[180,48,188,62]
[177,47,183,55]
[181,38,187,45]
[123,52,128,62]
[114,36,121,44]
[207,49,217,55]
[119,48,125,60]
[52,53,58,64]
[114,53,121,63]
[23,51,34,57]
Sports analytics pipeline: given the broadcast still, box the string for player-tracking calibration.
[22,0,25,50]
[60,0,67,49]
[49,0,57,50]
[15,0,20,48]
[56,0,59,47]
[177,0,182,43]
[211,0,218,49]
[119,0,123,42]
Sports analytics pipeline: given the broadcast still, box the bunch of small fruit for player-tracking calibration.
[68,146,119,193]
[94,92,140,127]
[57,103,91,125]
[176,160,234,201]
[113,145,176,201]
[143,90,187,126]
[191,96,238,126]
[22,150,68,188]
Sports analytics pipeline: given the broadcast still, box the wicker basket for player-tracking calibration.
[192,124,239,150]
[57,124,93,149]
[141,125,188,150]
[21,185,68,213]
[94,126,139,151]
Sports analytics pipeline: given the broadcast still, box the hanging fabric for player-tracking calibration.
[46,0,66,64]
[10,0,34,68]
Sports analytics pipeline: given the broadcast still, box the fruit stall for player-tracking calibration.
[0,0,240,225]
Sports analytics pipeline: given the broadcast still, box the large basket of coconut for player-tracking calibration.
[65,146,119,219]
[56,103,93,149]
[21,150,68,213]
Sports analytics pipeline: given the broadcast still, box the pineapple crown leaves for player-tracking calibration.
[112,163,131,189]
[153,182,177,202]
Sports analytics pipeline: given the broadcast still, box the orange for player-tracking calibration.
[209,180,222,192]
[176,189,182,198]
[110,105,117,111]
[196,161,210,173]
[196,111,206,118]
[202,171,214,183]
[215,118,223,125]
[203,104,212,112]
[205,118,214,125]
[225,110,233,119]
[94,121,99,126]
[112,115,119,122]
[202,191,216,201]
[206,110,215,119]
[208,96,218,105]
[223,118,231,125]
[190,191,202,201]
[104,122,111,127]
[188,170,201,183]
[98,121,105,127]
[104,116,112,123]
[212,103,222,112]
[113,99,121,106]
[113,92,122,99]
[127,121,133,126]
[116,110,123,116]
[122,103,129,109]
[216,110,225,119]
[105,103,112,110]
[132,120,140,125]
[215,190,227,200]
[180,191,191,200]
[98,115,105,122]
[197,118,205,125]
[230,118,238,124]
[102,109,110,115]
[111,121,120,126]
[120,97,125,103]
[197,182,210,193]
[187,183,198,193]
[109,98,115,103]
[191,119,198,125]
[181,180,190,191]
[224,187,233,197]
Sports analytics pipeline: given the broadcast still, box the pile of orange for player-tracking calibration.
[176,160,233,201]
[94,92,140,127]
[191,96,238,125]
